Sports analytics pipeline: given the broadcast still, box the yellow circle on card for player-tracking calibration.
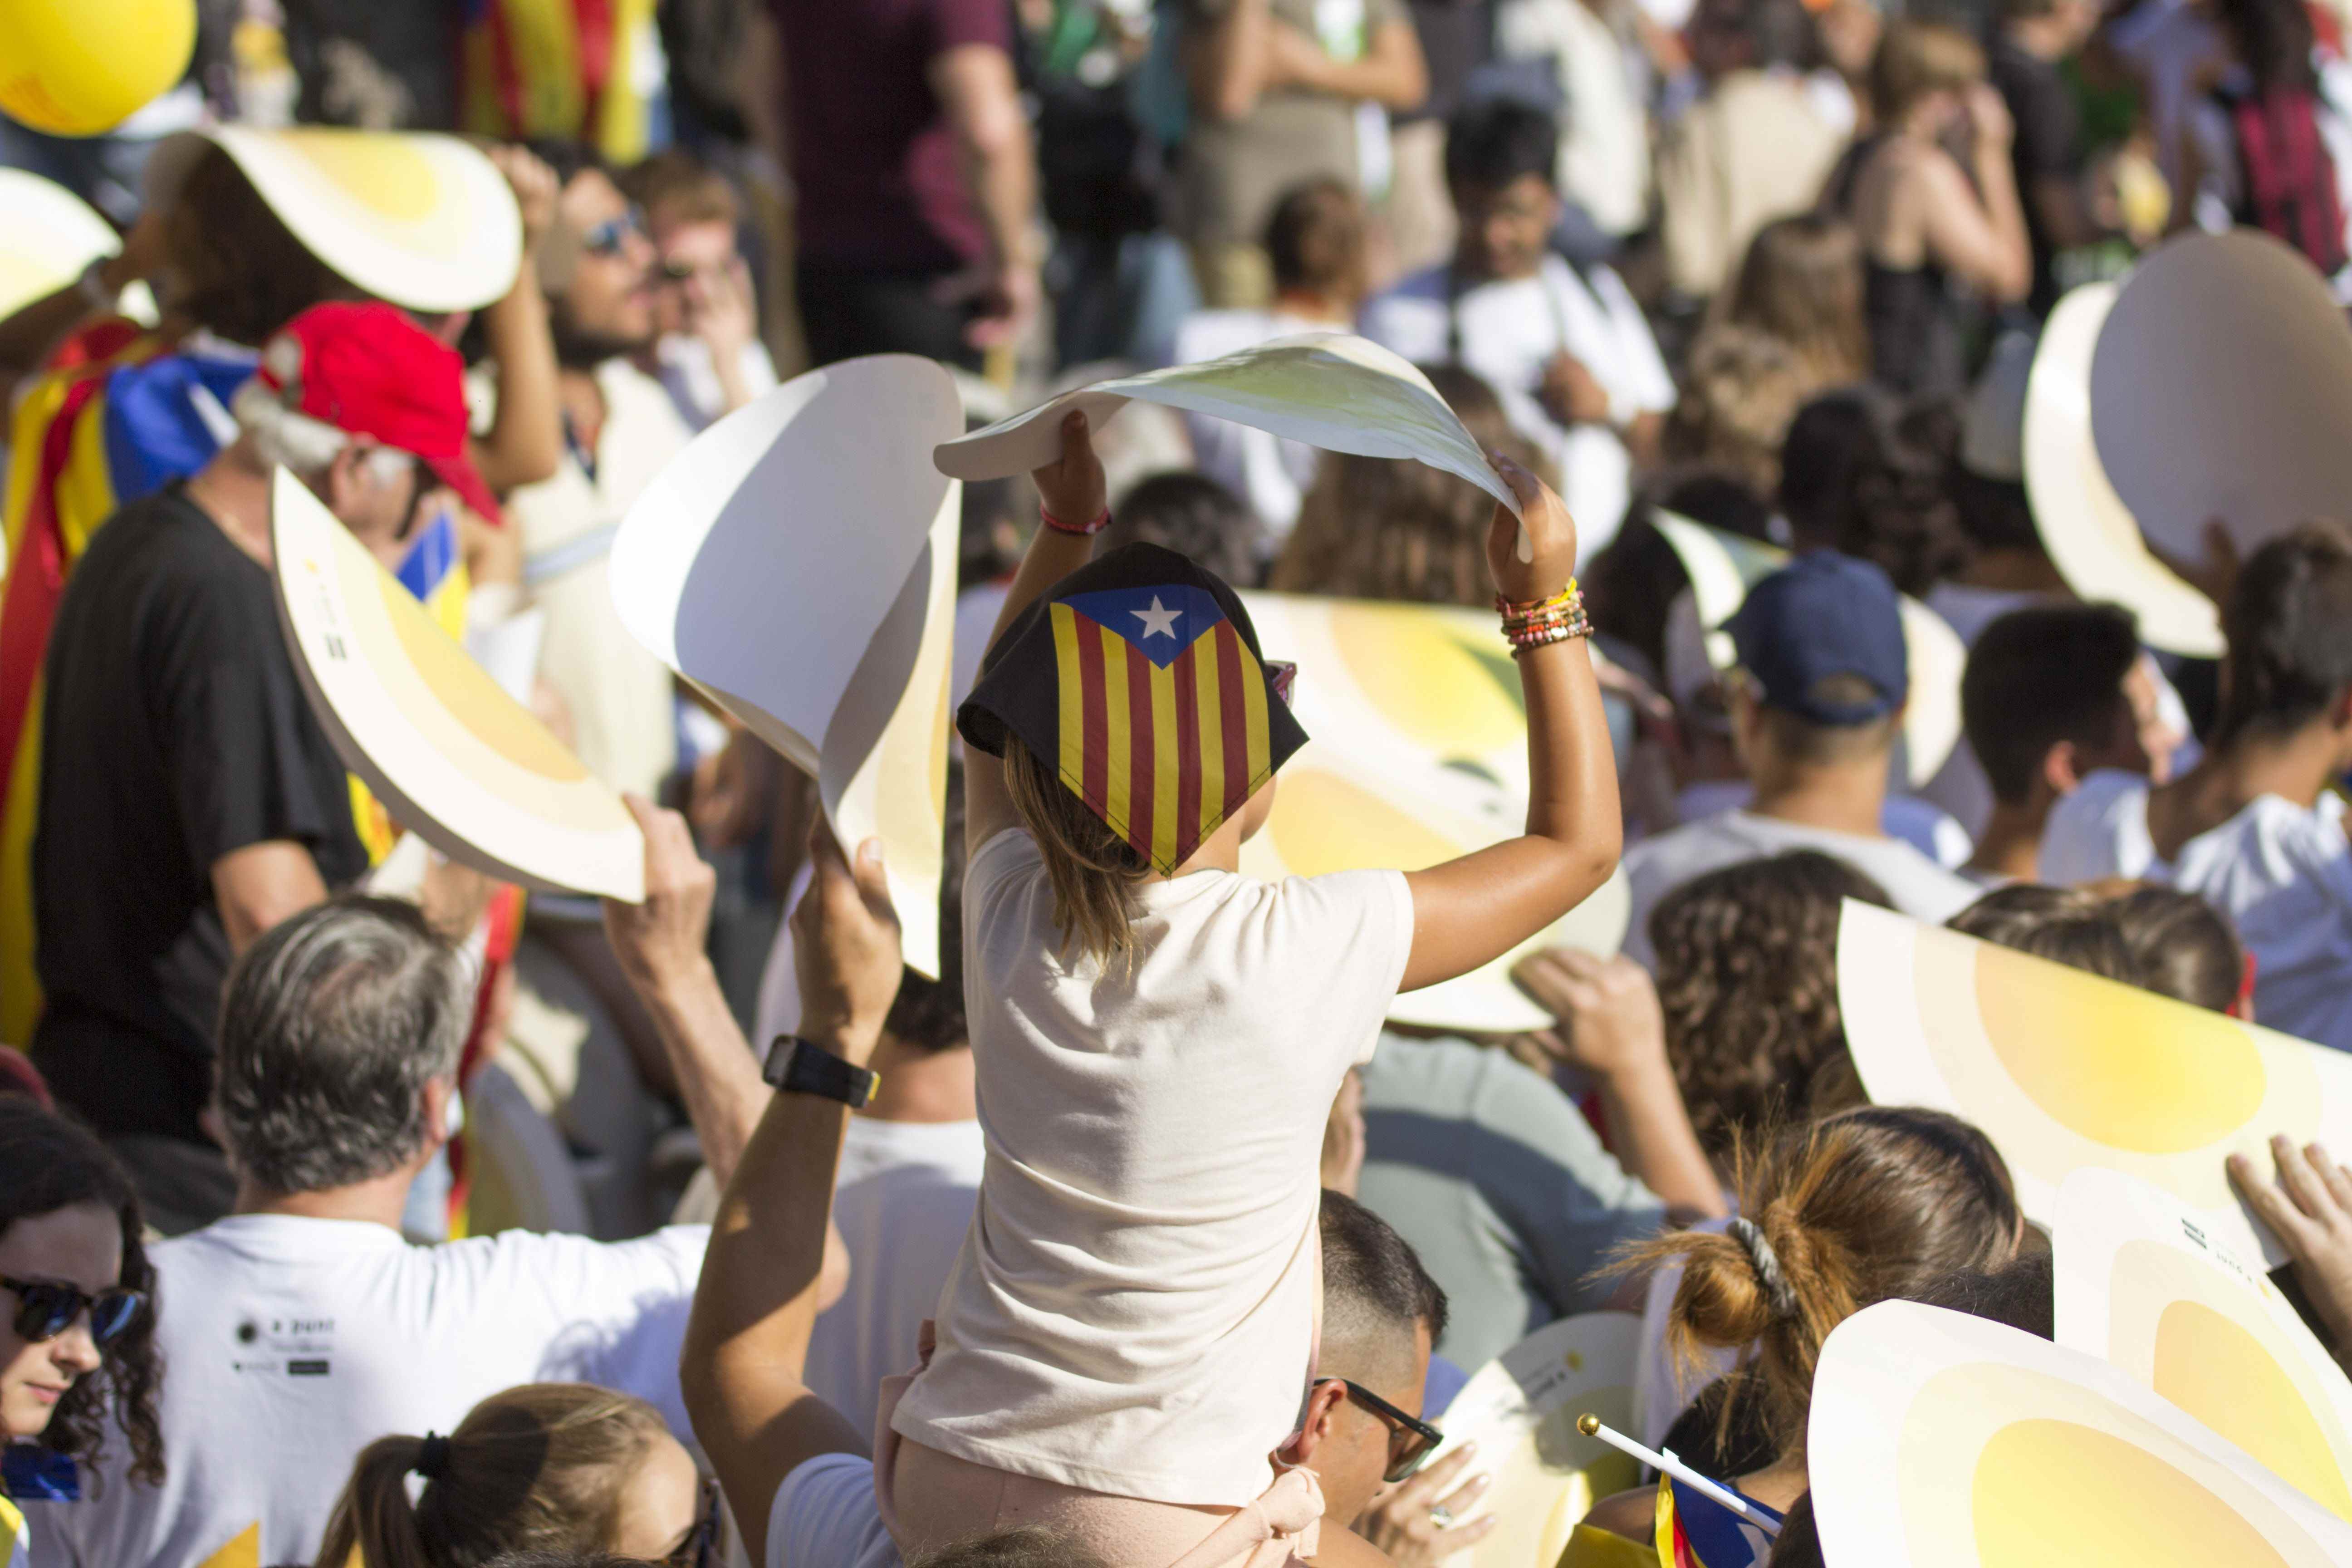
[1269,766,1460,876]
[1328,604,1523,760]
[2154,1299,2352,1522]
[1971,1419,2289,1567]
[276,128,441,224]
[1972,941,2264,1153]
[378,573,587,782]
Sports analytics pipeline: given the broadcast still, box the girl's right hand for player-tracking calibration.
[1485,453,1579,605]
[1031,409,1108,528]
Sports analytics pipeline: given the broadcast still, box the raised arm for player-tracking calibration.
[680,826,904,1567]
[1399,461,1622,991]
[604,796,770,1186]
[468,145,564,495]
[964,410,1107,853]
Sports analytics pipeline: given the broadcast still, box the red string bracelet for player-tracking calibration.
[1041,504,1111,536]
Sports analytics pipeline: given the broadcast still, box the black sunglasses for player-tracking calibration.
[3,1275,145,1348]
[581,206,648,258]
[664,1474,723,1567]
[1320,1377,1443,1483]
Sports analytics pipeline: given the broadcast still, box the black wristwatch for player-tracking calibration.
[763,1035,879,1109]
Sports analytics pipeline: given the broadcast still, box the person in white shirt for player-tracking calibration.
[1171,178,1370,552]
[1361,100,1673,560]
[1623,552,1980,969]
[683,825,1469,1568]
[2041,525,2352,1051]
[25,803,781,1568]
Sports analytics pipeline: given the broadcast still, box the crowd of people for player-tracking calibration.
[5,0,2352,1565]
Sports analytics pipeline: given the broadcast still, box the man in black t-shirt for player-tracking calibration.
[1989,0,2107,315]
[32,301,499,1231]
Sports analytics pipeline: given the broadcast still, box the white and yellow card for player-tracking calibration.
[2054,1166,2352,1525]
[1234,591,1631,1033]
[1431,1312,1643,1568]
[271,469,643,900]
[1809,1300,2352,1567]
[1836,900,2352,1264]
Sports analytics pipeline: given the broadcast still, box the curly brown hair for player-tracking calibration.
[1649,851,1893,1159]
[0,1099,166,1490]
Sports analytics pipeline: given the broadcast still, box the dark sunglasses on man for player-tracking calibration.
[580,205,648,258]
[1317,1377,1443,1483]
[4,1275,146,1347]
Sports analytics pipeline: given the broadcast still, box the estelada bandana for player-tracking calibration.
[958,544,1306,875]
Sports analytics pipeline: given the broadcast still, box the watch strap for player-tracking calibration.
[763,1035,879,1109]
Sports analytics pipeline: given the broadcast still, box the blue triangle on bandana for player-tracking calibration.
[1058,584,1227,668]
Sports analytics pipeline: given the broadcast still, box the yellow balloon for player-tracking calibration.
[0,0,197,138]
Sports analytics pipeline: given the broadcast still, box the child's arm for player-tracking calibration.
[1400,459,1622,991]
[966,410,1109,855]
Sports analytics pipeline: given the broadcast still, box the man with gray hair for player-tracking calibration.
[30,299,501,1232]
[27,804,789,1568]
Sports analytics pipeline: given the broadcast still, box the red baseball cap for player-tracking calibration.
[255,300,500,524]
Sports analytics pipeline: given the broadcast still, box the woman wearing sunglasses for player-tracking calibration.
[315,1383,721,1568]
[0,1100,165,1549]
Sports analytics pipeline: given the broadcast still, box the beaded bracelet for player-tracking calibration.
[1041,504,1112,537]
[1495,582,1592,655]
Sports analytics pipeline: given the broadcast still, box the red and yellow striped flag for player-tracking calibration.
[1049,584,1277,875]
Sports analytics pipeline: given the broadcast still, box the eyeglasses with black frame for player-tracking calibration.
[3,1275,146,1348]
[663,1473,724,1567]
[1318,1377,1443,1483]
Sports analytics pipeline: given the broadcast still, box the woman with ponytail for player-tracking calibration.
[313,1384,716,1568]
[1565,1107,2025,1563]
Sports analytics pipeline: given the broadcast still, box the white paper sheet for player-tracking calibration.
[2053,1167,2352,1525]
[1428,1312,1643,1568]
[610,355,965,974]
[1835,898,2352,1265]
[2091,230,2352,559]
[2023,282,2224,657]
[935,333,1529,554]
[1808,1300,2352,1567]
[271,469,643,901]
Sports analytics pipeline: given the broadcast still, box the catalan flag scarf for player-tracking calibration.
[959,544,1305,877]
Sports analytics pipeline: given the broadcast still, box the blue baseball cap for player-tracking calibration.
[1726,551,1908,725]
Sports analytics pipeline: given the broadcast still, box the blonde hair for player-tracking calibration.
[1718,214,1870,392]
[1869,21,1985,123]
[1002,736,1151,968]
[1621,1107,2020,1458]
[314,1383,669,1568]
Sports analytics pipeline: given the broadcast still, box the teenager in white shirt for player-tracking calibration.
[1360,100,1674,560]
[27,804,779,1568]
[1623,552,1980,969]
[2042,525,2352,1051]
[682,821,1488,1568]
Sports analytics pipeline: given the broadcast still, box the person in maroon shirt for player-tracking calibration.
[748,0,1040,369]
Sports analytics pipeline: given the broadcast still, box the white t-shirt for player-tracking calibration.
[24,1215,706,1568]
[1621,808,1981,970]
[769,1453,899,1568]
[1170,309,1328,549]
[2040,772,2352,1051]
[656,335,782,434]
[890,831,1415,1506]
[1360,255,1674,560]
[807,1116,987,1443]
